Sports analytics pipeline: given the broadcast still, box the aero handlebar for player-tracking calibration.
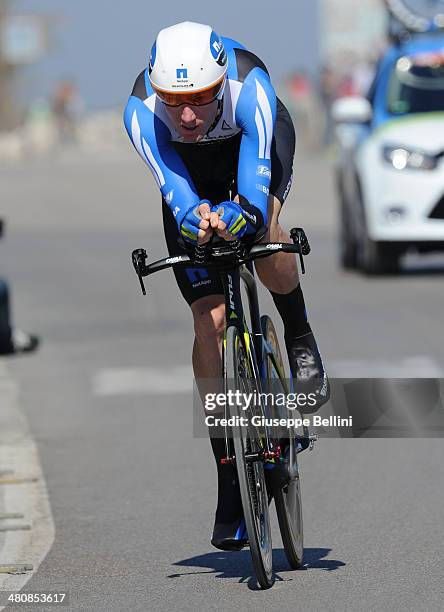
[132,227,310,296]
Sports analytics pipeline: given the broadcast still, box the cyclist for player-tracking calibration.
[124,22,329,551]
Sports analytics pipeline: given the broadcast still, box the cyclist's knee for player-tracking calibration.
[191,296,225,342]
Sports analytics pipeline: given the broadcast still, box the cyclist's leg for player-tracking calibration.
[162,200,246,550]
[254,195,300,293]
[191,295,225,379]
[190,295,247,550]
[252,100,330,409]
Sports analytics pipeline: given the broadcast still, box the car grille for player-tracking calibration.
[429,193,444,220]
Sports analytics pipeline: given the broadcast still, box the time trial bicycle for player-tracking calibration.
[131,227,316,589]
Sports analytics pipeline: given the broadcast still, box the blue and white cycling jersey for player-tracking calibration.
[123,38,277,229]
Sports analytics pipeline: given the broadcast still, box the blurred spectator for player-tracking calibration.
[51,79,84,145]
[286,71,320,149]
[334,59,376,100]
[0,279,39,355]
[0,221,39,355]
[337,73,355,98]
[319,66,337,145]
[23,98,57,156]
[351,60,376,97]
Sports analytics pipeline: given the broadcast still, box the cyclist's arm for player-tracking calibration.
[123,94,199,222]
[235,67,277,228]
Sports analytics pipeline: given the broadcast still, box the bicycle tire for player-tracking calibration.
[273,469,303,568]
[225,325,274,589]
[261,315,304,569]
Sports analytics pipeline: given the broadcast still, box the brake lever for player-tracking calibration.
[132,248,147,295]
[290,228,311,274]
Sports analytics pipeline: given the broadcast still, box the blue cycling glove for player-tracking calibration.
[212,201,264,238]
[179,200,211,244]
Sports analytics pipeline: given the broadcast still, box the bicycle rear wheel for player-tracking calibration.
[273,459,303,568]
[225,325,274,589]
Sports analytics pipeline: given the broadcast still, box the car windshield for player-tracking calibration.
[387,51,444,115]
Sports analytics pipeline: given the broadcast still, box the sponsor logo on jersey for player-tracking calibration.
[197,133,238,142]
[186,268,208,282]
[173,206,180,217]
[192,279,211,289]
[282,172,293,202]
[166,190,174,205]
[256,184,269,196]
[185,268,211,288]
[256,165,271,178]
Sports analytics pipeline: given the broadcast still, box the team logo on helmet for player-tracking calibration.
[148,42,157,74]
[210,31,227,67]
[176,68,188,80]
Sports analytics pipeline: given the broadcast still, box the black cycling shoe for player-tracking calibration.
[11,329,40,354]
[286,331,330,413]
[0,329,40,356]
[211,517,248,551]
[211,473,248,551]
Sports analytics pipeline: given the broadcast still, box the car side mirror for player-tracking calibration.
[332,97,373,124]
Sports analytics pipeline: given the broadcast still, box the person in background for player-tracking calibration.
[0,220,39,355]
[51,80,84,145]
[318,66,337,145]
[286,71,318,148]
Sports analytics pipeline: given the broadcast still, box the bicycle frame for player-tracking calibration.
[219,263,313,472]
[220,262,294,465]
[221,266,261,366]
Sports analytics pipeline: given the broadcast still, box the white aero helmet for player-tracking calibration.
[148,21,228,106]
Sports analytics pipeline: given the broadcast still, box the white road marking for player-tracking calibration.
[93,365,193,396]
[0,360,55,605]
[329,355,444,378]
[93,356,444,398]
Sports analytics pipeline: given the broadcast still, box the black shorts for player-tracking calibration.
[163,98,296,306]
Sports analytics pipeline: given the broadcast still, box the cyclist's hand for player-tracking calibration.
[179,200,213,245]
[211,201,259,240]
[210,201,247,240]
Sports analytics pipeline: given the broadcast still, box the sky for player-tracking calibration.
[13,0,321,110]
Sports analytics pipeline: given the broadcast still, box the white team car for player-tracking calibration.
[333,34,444,273]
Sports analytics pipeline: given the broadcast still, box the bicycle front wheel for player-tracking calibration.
[225,325,274,589]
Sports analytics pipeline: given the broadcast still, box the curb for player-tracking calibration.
[0,361,55,607]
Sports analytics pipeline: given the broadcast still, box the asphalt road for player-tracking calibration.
[1,146,444,611]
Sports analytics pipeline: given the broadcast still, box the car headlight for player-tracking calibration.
[383,146,438,171]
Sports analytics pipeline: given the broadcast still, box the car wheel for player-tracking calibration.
[358,235,401,275]
[339,202,358,270]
